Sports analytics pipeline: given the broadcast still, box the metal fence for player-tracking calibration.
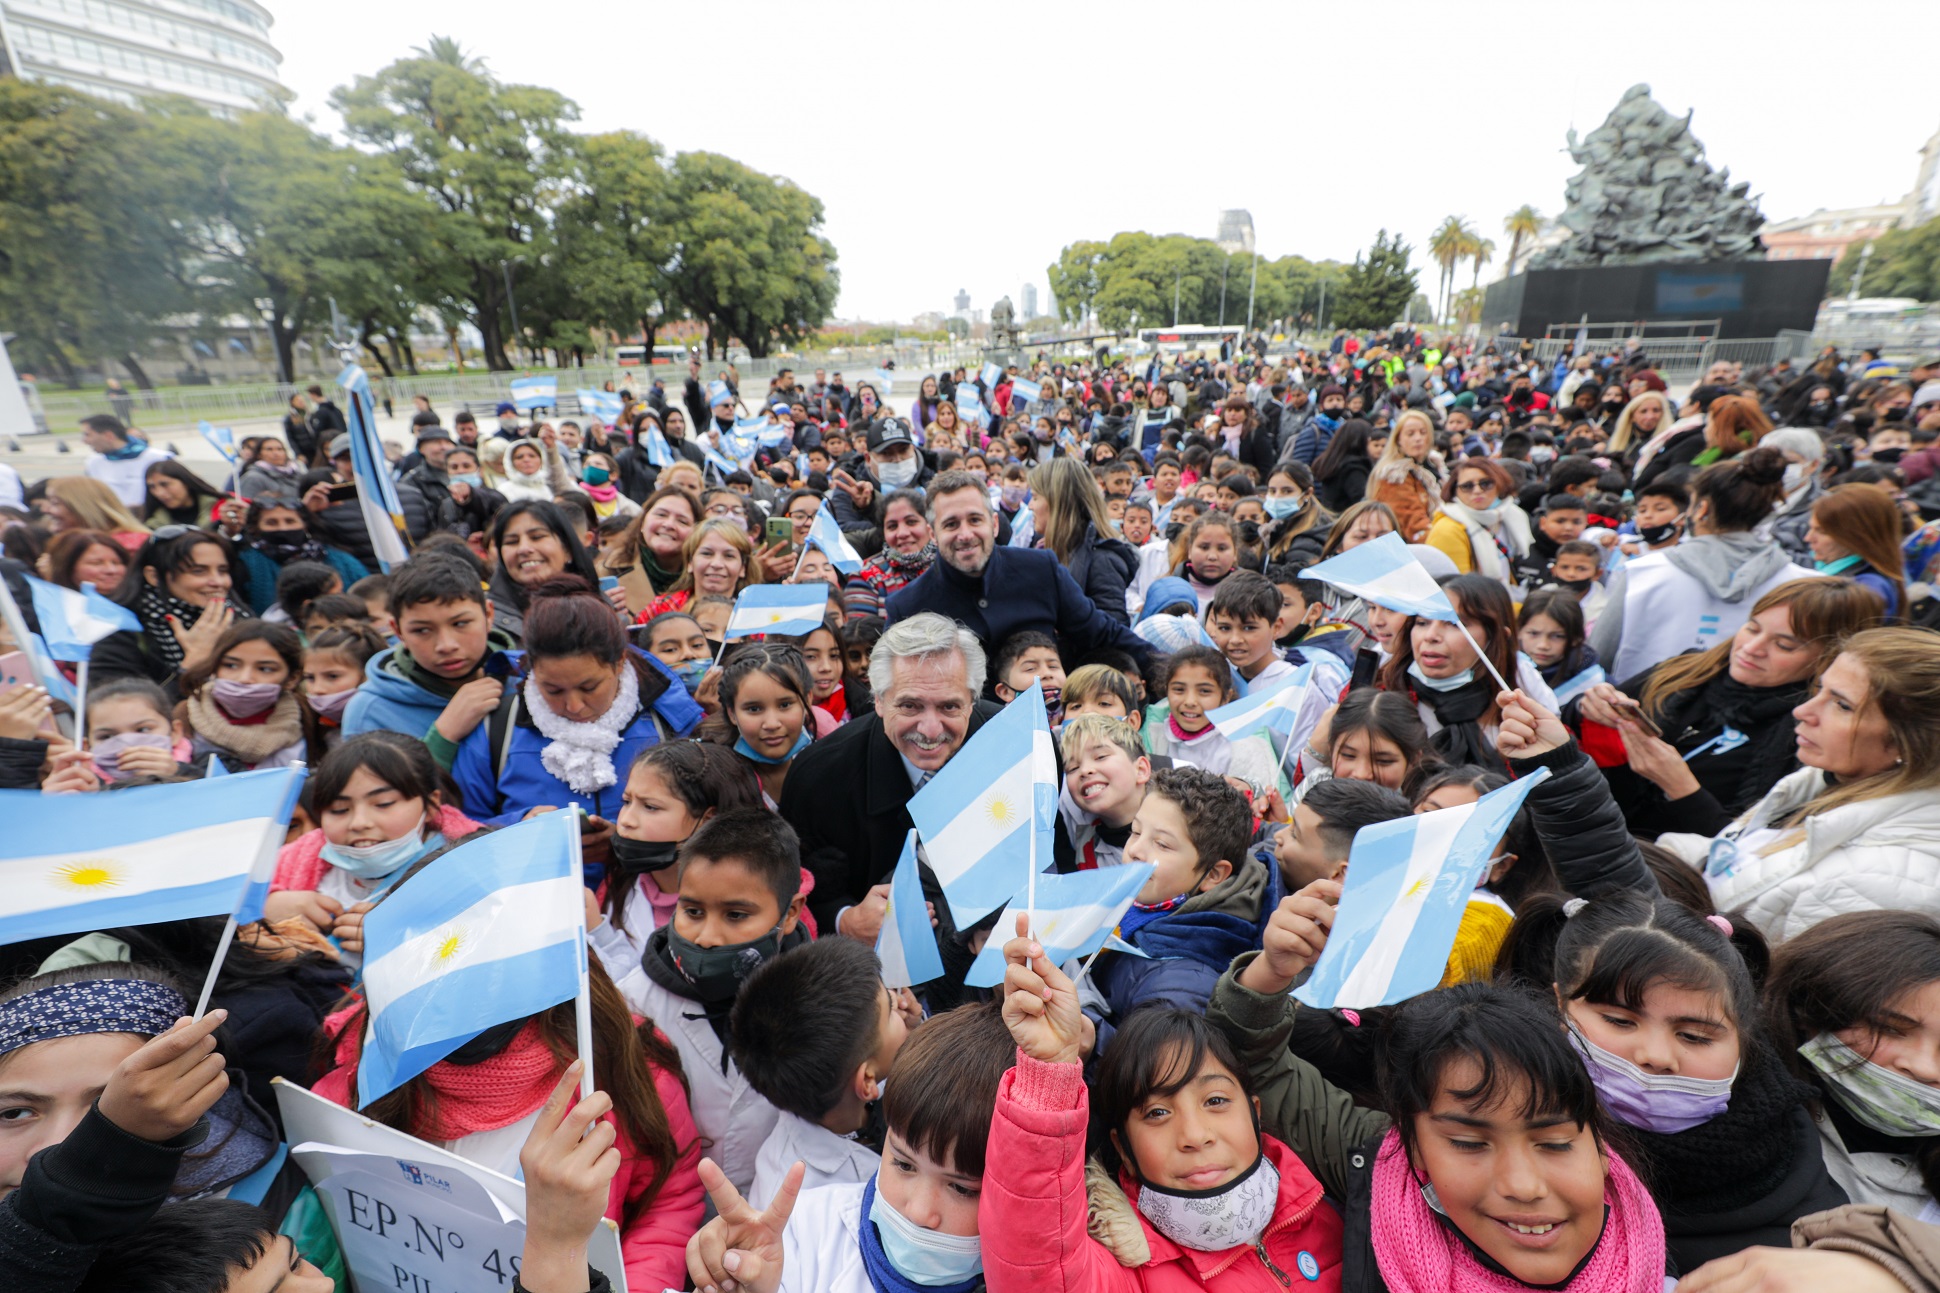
[17,343,985,436]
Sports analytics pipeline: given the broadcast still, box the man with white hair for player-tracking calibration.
[777,612,1001,958]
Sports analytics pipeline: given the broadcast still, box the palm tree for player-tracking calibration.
[1467,236,1495,290]
[1503,205,1543,276]
[1428,216,1471,324]
[412,35,487,73]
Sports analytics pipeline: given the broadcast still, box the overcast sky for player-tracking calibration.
[271,0,1939,324]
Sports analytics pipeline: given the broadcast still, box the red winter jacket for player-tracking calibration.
[982,1050,1344,1293]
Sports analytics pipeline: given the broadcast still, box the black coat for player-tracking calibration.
[1064,525,1138,626]
[1633,425,1708,490]
[1504,741,1659,899]
[1315,458,1370,515]
[885,547,1157,686]
[778,704,1000,936]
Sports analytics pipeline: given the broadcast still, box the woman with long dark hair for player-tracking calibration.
[485,499,605,640]
[1375,573,1557,765]
[142,460,224,529]
[1309,417,1372,514]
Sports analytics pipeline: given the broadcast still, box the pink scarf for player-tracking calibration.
[584,482,619,503]
[1369,1129,1664,1293]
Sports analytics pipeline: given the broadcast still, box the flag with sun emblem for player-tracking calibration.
[962,862,1154,989]
[0,768,304,944]
[1295,769,1550,1010]
[908,680,1060,927]
[723,584,832,640]
[356,811,585,1107]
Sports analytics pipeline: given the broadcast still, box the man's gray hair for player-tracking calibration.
[868,612,986,698]
[923,470,994,524]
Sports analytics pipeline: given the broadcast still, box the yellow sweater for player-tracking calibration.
[1440,891,1516,987]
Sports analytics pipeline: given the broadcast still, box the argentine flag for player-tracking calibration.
[199,420,237,465]
[0,768,305,943]
[909,682,1059,926]
[875,830,942,990]
[1207,664,1329,763]
[979,362,1003,390]
[1301,531,1458,622]
[707,380,733,407]
[26,575,138,662]
[645,422,676,468]
[725,584,830,639]
[1551,663,1607,707]
[954,385,986,427]
[963,863,1155,989]
[510,375,557,413]
[1009,376,1042,404]
[576,388,623,423]
[356,813,585,1107]
[871,368,896,395]
[806,503,863,574]
[335,364,411,572]
[701,440,741,479]
[1296,770,1550,1010]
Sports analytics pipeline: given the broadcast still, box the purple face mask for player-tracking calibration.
[1568,1021,1737,1133]
[210,678,284,718]
[93,731,174,779]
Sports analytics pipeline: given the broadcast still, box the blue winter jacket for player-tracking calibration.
[1089,851,1281,1053]
[450,652,704,827]
[341,632,517,742]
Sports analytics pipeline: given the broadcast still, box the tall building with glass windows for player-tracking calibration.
[0,0,282,116]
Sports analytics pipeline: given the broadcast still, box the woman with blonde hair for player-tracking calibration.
[1364,407,1443,542]
[1607,388,1674,456]
[1029,455,1137,624]
[636,517,761,621]
[38,477,150,549]
[1574,575,1885,835]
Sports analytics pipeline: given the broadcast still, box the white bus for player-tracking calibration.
[615,343,690,367]
[1136,325,1242,356]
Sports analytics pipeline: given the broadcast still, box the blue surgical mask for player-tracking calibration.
[451,472,483,488]
[320,816,432,880]
[1262,494,1307,520]
[869,1178,983,1285]
[1407,661,1476,692]
[733,730,811,765]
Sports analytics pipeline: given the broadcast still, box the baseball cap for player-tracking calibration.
[866,417,915,452]
[325,435,350,459]
[495,402,517,416]
[416,426,454,445]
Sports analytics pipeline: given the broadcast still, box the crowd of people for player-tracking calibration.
[5,334,1940,1293]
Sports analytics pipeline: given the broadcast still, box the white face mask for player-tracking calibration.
[877,456,919,489]
[1407,661,1476,692]
[1783,462,1808,493]
[1135,1154,1281,1252]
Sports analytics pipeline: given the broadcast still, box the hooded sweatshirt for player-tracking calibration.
[1593,532,1813,682]
[341,628,518,751]
[1089,852,1282,1049]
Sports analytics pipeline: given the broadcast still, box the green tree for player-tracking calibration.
[148,106,442,383]
[0,81,184,386]
[331,42,580,370]
[1503,205,1543,276]
[1333,230,1419,331]
[1048,239,1108,326]
[1832,224,1940,303]
[661,151,838,358]
[554,130,674,357]
[1468,235,1495,290]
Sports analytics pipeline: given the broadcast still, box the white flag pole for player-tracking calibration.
[1450,616,1513,694]
[73,658,88,756]
[569,819,594,1101]
[192,915,238,1020]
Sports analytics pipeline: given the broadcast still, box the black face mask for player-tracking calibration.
[1163,521,1186,543]
[1276,623,1312,650]
[1235,520,1261,545]
[668,923,783,1005]
[1555,577,1595,596]
[609,834,681,874]
[1639,520,1681,545]
[1872,446,1905,464]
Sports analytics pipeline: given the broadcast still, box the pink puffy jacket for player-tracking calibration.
[981,1051,1345,1293]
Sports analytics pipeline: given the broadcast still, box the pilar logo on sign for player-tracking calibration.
[395,1161,455,1194]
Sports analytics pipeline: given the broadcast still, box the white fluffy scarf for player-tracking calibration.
[522,663,641,796]
[1437,497,1533,584]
